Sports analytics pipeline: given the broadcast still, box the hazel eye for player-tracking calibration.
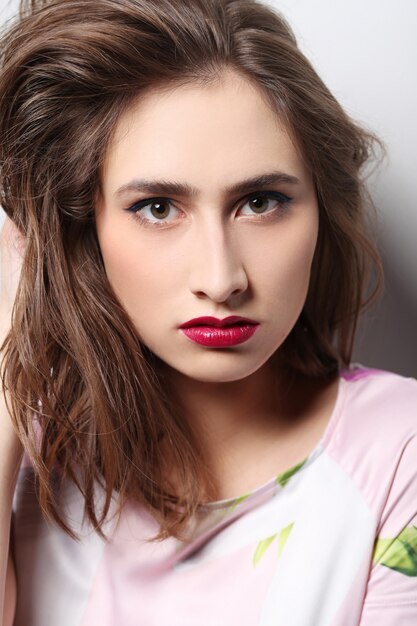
[146,200,171,220]
[238,192,292,217]
[124,190,293,228]
[125,198,180,226]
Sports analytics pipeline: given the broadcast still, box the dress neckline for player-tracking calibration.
[197,368,349,511]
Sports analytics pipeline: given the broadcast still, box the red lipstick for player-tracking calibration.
[179,316,259,347]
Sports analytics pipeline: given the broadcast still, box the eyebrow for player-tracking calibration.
[114,170,301,200]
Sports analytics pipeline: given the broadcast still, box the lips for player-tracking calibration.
[179,316,260,347]
[179,315,258,329]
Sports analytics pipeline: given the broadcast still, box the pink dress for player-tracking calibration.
[11,365,417,625]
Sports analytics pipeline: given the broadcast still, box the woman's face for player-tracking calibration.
[95,71,319,383]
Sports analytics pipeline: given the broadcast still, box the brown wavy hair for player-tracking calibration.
[0,0,383,542]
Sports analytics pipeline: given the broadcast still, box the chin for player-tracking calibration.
[164,355,271,384]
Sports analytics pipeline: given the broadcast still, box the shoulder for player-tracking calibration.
[337,364,417,441]
[342,362,417,389]
[324,364,417,512]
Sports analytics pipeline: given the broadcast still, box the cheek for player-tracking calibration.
[98,227,180,325]
[284,232,316,288]
[257,217,318,306]
[98,226,151,306]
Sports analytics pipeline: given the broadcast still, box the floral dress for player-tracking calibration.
[11,365,417,625]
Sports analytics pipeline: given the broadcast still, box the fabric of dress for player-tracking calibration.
[11,364,417,625]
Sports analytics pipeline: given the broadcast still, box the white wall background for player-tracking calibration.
[1,0,416,376]
[0,0,17,23]
[267,0,417,377]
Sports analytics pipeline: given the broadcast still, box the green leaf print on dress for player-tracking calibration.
[275,457,308,487]
[224,492,251,515]
[250,458,304,567]
[224,456,308,518]
[277,522,294,556]
[372,525,417,576]
[253,533,277,567]
[253,522,294,567]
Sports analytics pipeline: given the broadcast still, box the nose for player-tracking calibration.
[188,217,248,303]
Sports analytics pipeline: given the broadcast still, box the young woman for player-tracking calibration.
[0,1,416,624]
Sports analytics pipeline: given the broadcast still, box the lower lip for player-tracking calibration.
[180,324,259,347]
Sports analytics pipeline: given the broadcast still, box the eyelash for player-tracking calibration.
[124,191,293,228]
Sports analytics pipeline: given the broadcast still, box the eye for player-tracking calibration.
[124,191,293,228]
[125,198,180,227]
[238,191,292,218]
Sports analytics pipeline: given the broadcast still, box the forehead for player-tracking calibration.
[101,71,309,196]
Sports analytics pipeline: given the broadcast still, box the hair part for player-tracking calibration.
[0,0,383,542]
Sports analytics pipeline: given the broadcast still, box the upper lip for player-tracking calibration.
[179,316,259,328]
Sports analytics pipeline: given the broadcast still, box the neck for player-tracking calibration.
[163,354,282,436]
[157,356,337,501]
